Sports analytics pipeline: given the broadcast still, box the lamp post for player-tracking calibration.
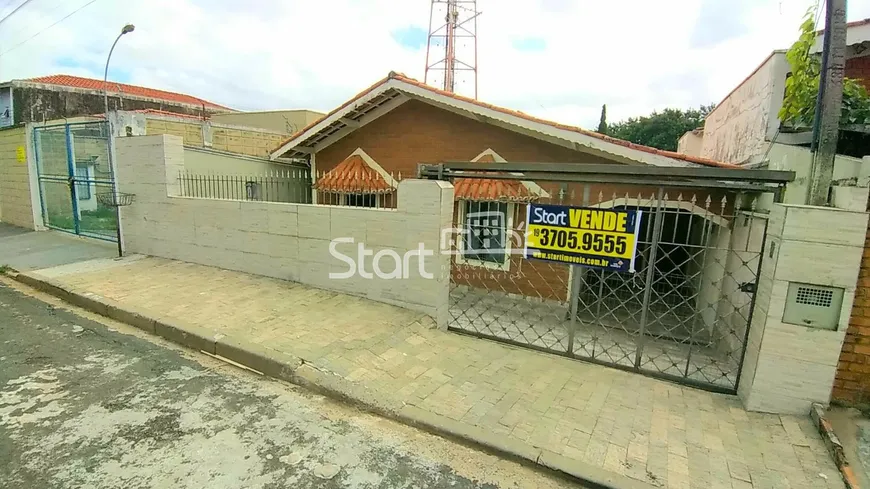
[103,23,134,257]
[103,23,134,117]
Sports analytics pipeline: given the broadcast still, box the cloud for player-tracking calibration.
[392,26,428,50]
[2,0,870,129]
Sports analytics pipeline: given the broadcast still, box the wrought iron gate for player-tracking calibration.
[32,121,118,241]
[423,162,792,394]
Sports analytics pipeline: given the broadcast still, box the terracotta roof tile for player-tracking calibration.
[314,154,395,193]
[453,176,539,202]
[25,74,233,111]
[274,72,740,169]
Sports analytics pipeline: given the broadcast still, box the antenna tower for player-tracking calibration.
[424,0,479,99]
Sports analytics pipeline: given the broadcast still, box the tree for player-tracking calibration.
[779,7,870,128]
[597,104,608,135]
[608,104,714,152]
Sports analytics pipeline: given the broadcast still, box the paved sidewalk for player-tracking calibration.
[19,256,845,489]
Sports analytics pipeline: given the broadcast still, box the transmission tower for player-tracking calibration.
[424,0,479,99]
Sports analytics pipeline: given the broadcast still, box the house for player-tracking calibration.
[268,72,768,393]
[0,74,235,127]
[683,18,870,167]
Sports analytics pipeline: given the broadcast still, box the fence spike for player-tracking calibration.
[676,193,683,202]
[397,171,402,181]
[749,196,757,211]
[663,192,669,201]
[690,193,697,205]
[597,190,603,204]
[611,191,617,202]
[704,195,712,208]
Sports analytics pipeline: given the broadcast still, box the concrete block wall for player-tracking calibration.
[0,126,35,228]
[739,204,868,414]
[115,134,452,323]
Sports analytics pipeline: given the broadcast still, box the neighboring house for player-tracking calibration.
[684,18,870,166]
[0,74,235,127]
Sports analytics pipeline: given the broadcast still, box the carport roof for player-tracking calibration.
[270,72,740,169]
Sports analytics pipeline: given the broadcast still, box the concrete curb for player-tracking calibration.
[811,403,860,489]
[7,270,657,489]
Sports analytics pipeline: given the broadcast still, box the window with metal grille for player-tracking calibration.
[795,286,834,308]
[346,194,376,207]
[464,201,508,264]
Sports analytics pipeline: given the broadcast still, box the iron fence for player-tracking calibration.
[422,162,794,393]
[178,169,312,204]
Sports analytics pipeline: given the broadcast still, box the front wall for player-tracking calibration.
[0,126,34,228]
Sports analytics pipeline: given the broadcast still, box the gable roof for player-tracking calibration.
[314,148,397,194]
[23,74,233,111]
[270,72,739,169]
[453,149,548,202]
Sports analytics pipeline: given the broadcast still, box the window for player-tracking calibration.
[346,194,377,207]
[74,166,91,200]
[463,201,510,266]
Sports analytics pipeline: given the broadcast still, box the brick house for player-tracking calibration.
[269,72,739,310]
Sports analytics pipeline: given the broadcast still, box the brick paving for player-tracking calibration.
[42,256,844,489]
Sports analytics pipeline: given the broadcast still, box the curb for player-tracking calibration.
[811,403,860,489]
[6,270,658,489]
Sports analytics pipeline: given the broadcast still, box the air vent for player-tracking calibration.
[782,283,844,331]
[795,286,834,308]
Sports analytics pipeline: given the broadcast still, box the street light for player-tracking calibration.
[103,23,134,258]
[103,24,135,117]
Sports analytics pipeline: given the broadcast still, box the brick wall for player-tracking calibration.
[833,211,870,404]
[846,56,870,92]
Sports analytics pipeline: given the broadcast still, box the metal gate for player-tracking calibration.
[32,121,118,241]
[422,162,793,393]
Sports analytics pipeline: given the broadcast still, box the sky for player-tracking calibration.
[1,0,870,129]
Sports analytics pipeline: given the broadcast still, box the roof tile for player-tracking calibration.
[26,74,232,111]
[454,176,539,202]
[314,154,395,194]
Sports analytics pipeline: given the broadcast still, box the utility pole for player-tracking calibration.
[808,0,847,206]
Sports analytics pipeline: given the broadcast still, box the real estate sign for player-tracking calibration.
[524,203,642,273]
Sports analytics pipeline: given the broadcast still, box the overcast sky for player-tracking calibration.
[1,0,869,128]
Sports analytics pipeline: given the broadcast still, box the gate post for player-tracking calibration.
[738,202,868,414]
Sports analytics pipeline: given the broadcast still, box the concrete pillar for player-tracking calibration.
[739,203,868,414]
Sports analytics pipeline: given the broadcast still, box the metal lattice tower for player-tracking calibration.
[424,0,479,99]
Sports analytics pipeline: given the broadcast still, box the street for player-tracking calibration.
[0,279,580,489]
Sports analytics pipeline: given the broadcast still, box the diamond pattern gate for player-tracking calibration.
[429,163,790,394]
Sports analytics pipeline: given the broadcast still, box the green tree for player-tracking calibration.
[597,104,608,135]
[608,104,714,152]
[780,7,870,127]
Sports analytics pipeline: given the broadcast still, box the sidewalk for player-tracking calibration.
[12,255,845,489]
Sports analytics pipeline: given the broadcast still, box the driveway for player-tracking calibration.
[0,223,115,272]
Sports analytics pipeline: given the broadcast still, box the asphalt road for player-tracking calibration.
[0,279,581,489]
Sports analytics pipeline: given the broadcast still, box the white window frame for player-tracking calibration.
[455,200,514,271]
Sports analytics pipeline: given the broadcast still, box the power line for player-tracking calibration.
[0,0,37,28]
[0,0,99,57]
